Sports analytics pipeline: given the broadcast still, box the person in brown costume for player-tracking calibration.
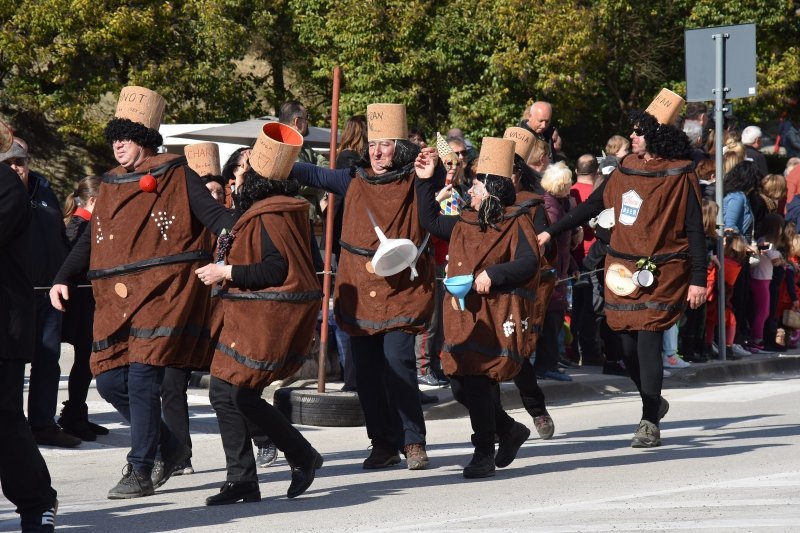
[50,86,236,498]
[502,128,557,440]
[537,89,708,447]
[195,123,323,506]
[415,138,540,478]
[288,103,434,470]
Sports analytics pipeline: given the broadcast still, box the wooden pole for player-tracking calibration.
[317,66,341,392]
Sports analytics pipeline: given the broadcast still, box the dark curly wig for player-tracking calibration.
[628,109,692,160]
[234,168,301,213]
[222,147,249,183]
[358,139,420,170]
[104,118,163,149]
[723,160,762,196]
[476,173,516,231]
[513,154,544,194]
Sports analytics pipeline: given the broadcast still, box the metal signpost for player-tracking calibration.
[685,23,756,361]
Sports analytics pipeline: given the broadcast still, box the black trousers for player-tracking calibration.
[451,375,515,455]
[513,359,548,417]
[350,331,426,451]
[533,309,564,373]
[0,359,57,515]
[161,367,193,457]
[571,280,600,361]
[209,377,313,482]
[617,330,664,424]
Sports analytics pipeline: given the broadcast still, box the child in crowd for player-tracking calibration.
[706,233,751,358]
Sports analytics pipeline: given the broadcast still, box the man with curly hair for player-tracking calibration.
[537,89,707,448]
[50,86,235,499]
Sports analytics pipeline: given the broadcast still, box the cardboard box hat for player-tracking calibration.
[367,103,407,142]
[0,119,13,153]
[645,88,685,126]
[184,142,221,177]
[502,126,535,161]
[476,137,516,179]
[250,122,303,180]
[115,86,166,131]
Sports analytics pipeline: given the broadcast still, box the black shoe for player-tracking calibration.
[463,452,496,479]
[363,444,401,469]
[417,373,441,387]
[33,425,81,448]
[205,481,261,506]
[287,449,324,498]
[432,371,451,386]
[20,499,57,533]
[152,445,192,489]
[658,397,669,421]
[87,420,110,436]
[495,421,530,468]
[602,361,628,376]
[419,391,439,404]
[683,352,708,363]
[108,464,154,499]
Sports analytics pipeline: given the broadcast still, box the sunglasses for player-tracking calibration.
[632,128,645,137]
[453,150,468,157]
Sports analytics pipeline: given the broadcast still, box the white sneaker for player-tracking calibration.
[663,354,690,369]
[711,342,719,356]
[731,344,752,357]
[663,369,673,378]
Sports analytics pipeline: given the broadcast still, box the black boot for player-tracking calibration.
[57,401,96,442]
[463,452,496,479]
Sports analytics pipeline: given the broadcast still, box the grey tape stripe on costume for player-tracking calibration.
[215,343,306,372]
[92,324,211,352]
[605,301,684,313]
[443,341,527,364]
[339,314,426,331]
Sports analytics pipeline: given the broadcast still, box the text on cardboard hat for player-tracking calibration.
[476,137,516,179]
[645,88,684,126]
[502,126,535,161]
[115,86,166,131]
[367,103,407,142]
[184,142,221,177]
[250,122,303,180]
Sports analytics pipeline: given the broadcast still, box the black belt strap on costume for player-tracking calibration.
[606,246,690,264]
[87,249,212,280]
[443,341,526,364]
[617,160,696,178]
[355,163,414,185]
[216,343,306,372]
[339,240,377,257]
[102,157,187,184]
[220,289,323,302]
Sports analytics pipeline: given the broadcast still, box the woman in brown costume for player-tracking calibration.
[538,89,707,448]
[289,104,434,471]
[196,124,323,505]
[416,137,540,478]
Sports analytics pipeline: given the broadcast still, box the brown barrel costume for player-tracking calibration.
[335,167,434,335]
[602,154,701,332]
[442,208,540,382]
[211,196,321,389]
[88,153,215,375]
[514,189,556,352]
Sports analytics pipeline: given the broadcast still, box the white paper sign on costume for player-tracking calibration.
[619,190,643,226]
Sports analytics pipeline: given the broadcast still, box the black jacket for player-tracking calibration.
[0,165,35,361]
[27,171,69,287]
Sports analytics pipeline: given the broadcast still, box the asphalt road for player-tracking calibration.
[3,348,800,532]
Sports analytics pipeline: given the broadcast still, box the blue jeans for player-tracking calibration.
[28,296,63,430]
[96,363,179,474]
[662,323,679,356]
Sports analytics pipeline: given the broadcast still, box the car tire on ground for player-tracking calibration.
[273,388,365,427]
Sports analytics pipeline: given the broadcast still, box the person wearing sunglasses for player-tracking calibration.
[537,89,707,449]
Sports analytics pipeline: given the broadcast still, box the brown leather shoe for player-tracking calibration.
[403,443,430,470]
